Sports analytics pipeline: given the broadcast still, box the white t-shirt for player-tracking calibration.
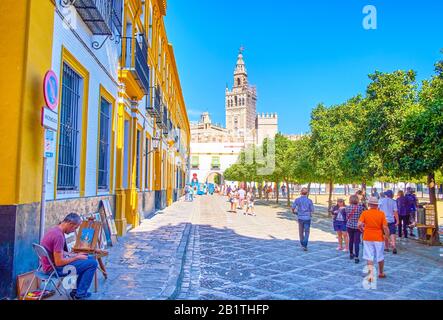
[238,189,246,199]
[378,198,398,223]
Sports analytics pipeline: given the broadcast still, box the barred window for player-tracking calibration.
[57,63,82,192]
[98,97,112,191]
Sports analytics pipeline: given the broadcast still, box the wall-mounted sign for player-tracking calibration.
[43,70,59,111]
[44,129,55,159]
[41,107,58,131]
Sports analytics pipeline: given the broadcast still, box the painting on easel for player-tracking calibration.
[73,219,101,253]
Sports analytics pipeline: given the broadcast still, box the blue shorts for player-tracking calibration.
[388,223,397,235]
[334,221,347,232]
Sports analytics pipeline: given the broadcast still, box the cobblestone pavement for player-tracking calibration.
[92,199,195,300]
[92,195,443,300]
[177,195,443,300]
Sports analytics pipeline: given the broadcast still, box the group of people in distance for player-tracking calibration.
[226,185,256,216]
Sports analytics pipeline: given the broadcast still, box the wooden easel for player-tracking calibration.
[72,218,109,292]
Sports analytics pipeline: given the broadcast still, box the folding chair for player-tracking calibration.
[23,244,72,300]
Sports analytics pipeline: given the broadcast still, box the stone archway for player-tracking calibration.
[206,172,224,185]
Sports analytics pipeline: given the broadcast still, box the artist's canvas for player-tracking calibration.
[73,220,101,252]
[79,228,95,248]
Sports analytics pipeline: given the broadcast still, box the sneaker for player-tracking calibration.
[70,291,92,300]
[350,254,355,260]
[355,258,360,264]
[393,249,398,255]
[303,247,308,252]
[337,247,343,251]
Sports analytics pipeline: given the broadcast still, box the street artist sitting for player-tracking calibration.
[40,213,98,300]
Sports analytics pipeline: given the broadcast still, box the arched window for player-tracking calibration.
[237,78,241,86]
[235,96,238,106]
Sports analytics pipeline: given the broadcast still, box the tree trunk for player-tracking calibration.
[362,181,367,193]
[258,182,263,200]
[275,180,279,204]
[328,180,334,217]
[428,172,440,245]
[307,182,312,199]
[286,180,291,207]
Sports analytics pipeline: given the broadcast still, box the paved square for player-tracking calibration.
[92,195,443,300]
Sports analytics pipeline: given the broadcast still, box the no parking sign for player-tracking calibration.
[43,70,59,111]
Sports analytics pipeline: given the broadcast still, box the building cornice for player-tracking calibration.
[157,0,167,16]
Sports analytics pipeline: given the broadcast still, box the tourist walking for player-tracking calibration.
[396,190,410,239]
[371,188,380,200]
[378,190,399,254]
[292,188,314,251]
[332,199,348,251]
[358,197,390,283]
[245,189,256,216]
[229,189,239,213]
[406,188,418,237]
[281,185,287,198]
[346,195,366,263]
[356,190,368,209]
[238,187,246,210]
[265,184,270,202]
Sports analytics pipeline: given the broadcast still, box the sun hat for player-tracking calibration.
[368,197,379,206]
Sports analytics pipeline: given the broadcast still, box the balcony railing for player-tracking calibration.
[147,85,162,118]
[122,35,150,95]
[112,0,123,35]
[162,106,169,135]
[72,0,113,35]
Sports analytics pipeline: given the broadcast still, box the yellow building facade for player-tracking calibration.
[0,0,189,299]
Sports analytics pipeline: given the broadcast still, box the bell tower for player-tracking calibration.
[225,47,257,138]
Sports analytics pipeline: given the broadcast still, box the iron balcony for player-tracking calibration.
[72,0,114,35]
[122,36,150,95]
[147,85,162,118]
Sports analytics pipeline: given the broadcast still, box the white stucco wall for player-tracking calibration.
[190,142,244,183]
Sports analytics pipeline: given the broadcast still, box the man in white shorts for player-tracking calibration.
[358,197,390,283]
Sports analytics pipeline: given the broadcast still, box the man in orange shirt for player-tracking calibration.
[358,197,390,283]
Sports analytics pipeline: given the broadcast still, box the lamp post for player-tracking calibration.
[146,133,161,156]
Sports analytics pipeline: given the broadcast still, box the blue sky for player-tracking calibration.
[165,0,443,134]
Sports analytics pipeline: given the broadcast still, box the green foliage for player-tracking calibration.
[399,64,443,178]
[225,52,443,190]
